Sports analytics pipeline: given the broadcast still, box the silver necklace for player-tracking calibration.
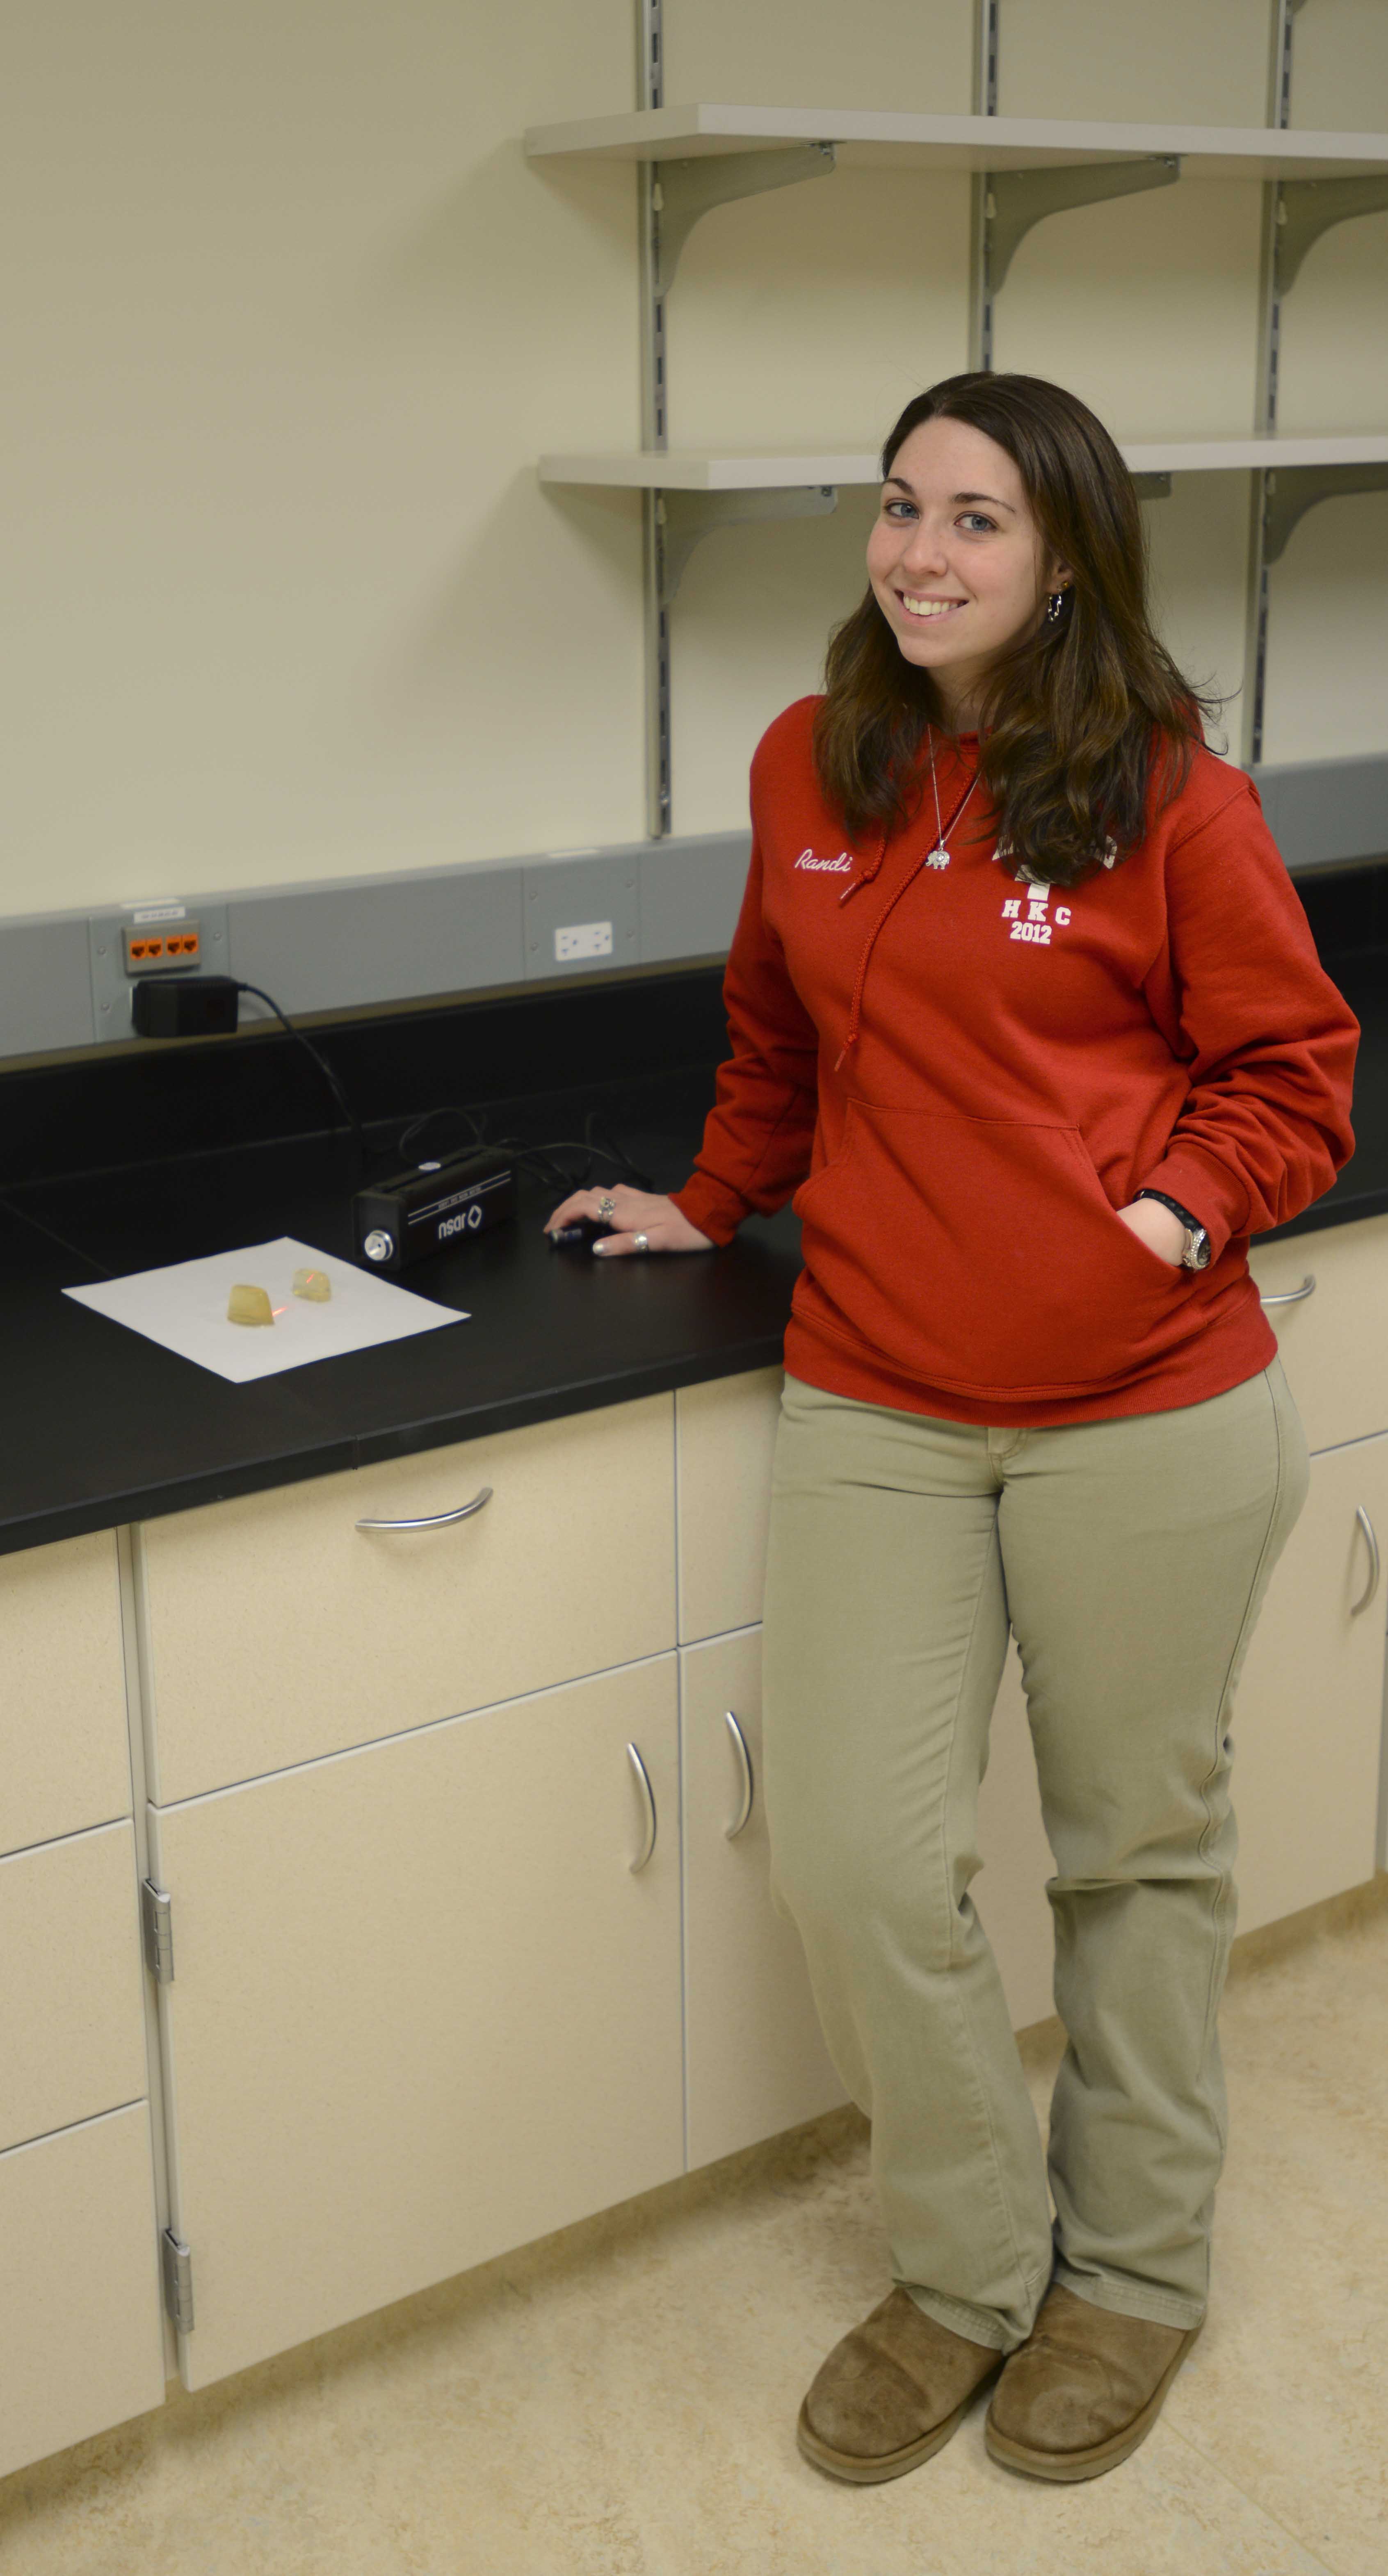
[924,733,979,869]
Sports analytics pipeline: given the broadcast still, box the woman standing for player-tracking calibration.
[544,373,1358,2485]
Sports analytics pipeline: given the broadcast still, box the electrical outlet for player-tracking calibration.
[123,919,204,974]
[554,920,614,962]
[89,901,230,1039]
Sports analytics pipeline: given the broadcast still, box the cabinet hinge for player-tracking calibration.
[140,1878,175,1984]
[160,2229,195,2334]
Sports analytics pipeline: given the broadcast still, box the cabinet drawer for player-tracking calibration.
[0,1821,148,2153]
[0,1531,131,1858]
[676,1368,783,1643]
[138,1393,676,1801]
[1249,1211,1388,1454]
[0,2103,165,2480]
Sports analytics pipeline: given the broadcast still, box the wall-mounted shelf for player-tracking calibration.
[541,436,1388,607]
[540,434,1388,491]
[530,4,1388,829]
[525,103,1388,183]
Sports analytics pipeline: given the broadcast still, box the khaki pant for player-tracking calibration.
[761,1356,1309,2351]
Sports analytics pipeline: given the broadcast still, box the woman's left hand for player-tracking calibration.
[1116,1198,1186,1265]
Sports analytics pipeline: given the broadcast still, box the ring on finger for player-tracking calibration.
[632,1232,649,1253]
[597,1193,617,1220]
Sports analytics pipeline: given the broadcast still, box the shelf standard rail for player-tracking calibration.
[564,0,1388,827]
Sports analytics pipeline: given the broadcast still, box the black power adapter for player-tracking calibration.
[131,973,240,1038]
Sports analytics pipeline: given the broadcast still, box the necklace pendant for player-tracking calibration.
[925,845,950,870]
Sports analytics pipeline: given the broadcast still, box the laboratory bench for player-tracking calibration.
[2,918,1387,2480]
[2,920,1388,1560]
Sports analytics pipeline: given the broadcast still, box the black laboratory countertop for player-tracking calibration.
[0,1065,805,1559]
[4,934,1388,1563]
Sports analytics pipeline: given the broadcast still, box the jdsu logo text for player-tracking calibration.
[438,1203,486,1240]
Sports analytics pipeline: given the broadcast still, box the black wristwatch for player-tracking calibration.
[1134,1189,1212,1269]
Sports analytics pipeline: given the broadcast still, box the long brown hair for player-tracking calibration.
[812,373,1223,888]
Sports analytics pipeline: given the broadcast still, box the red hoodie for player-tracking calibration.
[670,698,1360,1427]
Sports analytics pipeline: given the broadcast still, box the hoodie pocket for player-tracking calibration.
[792,1099,1194,1395]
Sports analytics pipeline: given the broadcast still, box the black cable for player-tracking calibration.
[390,1098,653,1197]
[233,982,369,1168]
[395,1104,489,1162]
[493,1138,656,1194]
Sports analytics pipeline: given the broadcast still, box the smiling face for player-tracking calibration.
[865,415,1071,729]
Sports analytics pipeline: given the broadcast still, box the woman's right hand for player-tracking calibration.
[543,1182,714,1257]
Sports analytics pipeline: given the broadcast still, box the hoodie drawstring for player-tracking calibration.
[832,763,986,1072]
[833,842,923,1071]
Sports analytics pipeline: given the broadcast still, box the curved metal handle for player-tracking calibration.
[1259,1274,1316,1309]
[356,1484,493,1532]
[723,1707,754,1840]
[1351,1505,1381,1616]
[627,1741,657,1873]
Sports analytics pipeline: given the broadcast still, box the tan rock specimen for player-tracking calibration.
[292,1267,332,1302]
[227,1282,275,1327]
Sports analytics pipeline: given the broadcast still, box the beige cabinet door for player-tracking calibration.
[975,1642,1058,2037]
[682,1630,846,2171]
[1231,1432,1388,1933]
[676,1368,783,1643]
[0,1531,131,1857]
[137,1393,676,1802]
[1249,1212,1388,1454]
[0,1821,148,2153]
[0,2103,165,2480]
[147,1658,683,2391]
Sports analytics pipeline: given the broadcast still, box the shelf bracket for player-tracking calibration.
[1275,175,1388,296]
[653,143,836,297]
[1263,461,1388,563]
[987,155,1181,300]
[658,486,838,608]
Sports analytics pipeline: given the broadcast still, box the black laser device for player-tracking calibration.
[352,1146,516,1274]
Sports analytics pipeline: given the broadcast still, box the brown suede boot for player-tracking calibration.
[984,2284,1202,2482]
[797,2288,1003,2483]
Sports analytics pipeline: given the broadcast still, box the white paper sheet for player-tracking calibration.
[63,1238,466,1384]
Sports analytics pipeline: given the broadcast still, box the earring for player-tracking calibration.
[1047,588,1068,624]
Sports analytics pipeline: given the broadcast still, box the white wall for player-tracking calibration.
[3,1,643,911]
[2,0,1386,917]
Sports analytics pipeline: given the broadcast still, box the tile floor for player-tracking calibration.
[3,1884,1386,2576]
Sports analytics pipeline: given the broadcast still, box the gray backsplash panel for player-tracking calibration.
[0,914,96,1059]
[0,758,1383,1065]
[1251,755,1388,874]
[230,859,523,1015]
[639,834,752,962]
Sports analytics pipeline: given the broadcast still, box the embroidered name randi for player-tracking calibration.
[794,848,855,872]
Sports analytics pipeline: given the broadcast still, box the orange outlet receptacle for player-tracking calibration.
[123,921,203,975]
